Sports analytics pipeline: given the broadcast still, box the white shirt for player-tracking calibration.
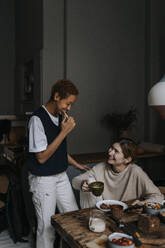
[28,105,59,153]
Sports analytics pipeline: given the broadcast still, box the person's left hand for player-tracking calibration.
[74,163,89,171]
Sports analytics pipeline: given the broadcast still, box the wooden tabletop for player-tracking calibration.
[51,208,165,248]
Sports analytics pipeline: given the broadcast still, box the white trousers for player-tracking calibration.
[29,172,78,248]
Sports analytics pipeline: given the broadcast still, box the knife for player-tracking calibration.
[107,213,142,247]
[124,204,144,212]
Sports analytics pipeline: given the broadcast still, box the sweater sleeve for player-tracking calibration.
[72,168,96,190]
[135,167,164,203]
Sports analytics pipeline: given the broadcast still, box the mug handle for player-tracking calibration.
[161,200,165,206]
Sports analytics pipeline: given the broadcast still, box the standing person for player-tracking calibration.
[27,79,89,248]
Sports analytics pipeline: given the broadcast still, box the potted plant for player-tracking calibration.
[101,107,137,140]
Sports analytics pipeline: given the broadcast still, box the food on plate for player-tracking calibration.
[138,214,160,234]
[108,233,135,248]
[144,202,161,210]
[100,203,111,209]
[111,237,133,246]
[98,200,127,213]
[144,202,164,215]
[100,203,123,218]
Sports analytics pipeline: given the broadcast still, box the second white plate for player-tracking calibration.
[96,199,128,212]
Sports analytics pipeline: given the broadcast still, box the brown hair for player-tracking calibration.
[118,138,137,163]
[49,79,79,101]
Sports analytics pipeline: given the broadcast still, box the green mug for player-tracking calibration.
[88,181,104,196]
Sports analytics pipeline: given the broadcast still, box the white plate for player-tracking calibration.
[108,232,134,248]
[96,200,128,212]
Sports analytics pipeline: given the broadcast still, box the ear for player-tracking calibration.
[124,156,132,164]
[54,92,60,101]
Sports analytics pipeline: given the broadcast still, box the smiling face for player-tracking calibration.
[108,142,132,169]
[54,93,78,115]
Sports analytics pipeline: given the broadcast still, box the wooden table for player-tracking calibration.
[51,208,165,248]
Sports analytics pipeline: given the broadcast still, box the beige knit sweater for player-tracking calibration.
[72,162,164,204]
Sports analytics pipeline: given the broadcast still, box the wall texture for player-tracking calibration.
[1,0,165,157]
[41,0,147,154]
[14,0,43,116]
[66,0,146,153]
[0,0,15,114]
[148,0,165,146]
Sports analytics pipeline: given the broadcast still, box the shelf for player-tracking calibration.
[71,152,165,164]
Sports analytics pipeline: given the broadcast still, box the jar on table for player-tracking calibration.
[89,209,106,233]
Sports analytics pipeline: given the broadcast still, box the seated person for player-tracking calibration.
[72,138,164,208]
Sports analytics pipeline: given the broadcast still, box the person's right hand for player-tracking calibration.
[61,116,76,134]
[81,180,90,192]
[131,200,144,214]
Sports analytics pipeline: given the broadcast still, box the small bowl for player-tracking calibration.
[159,209,165,223]
[108,232,135,248]
[88,181,104,196]
[144,202,164,215]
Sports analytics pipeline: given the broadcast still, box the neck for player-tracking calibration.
[45,101,58,116]
[111,164,127,173]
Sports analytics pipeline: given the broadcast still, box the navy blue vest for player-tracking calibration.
[27,107,68,176]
